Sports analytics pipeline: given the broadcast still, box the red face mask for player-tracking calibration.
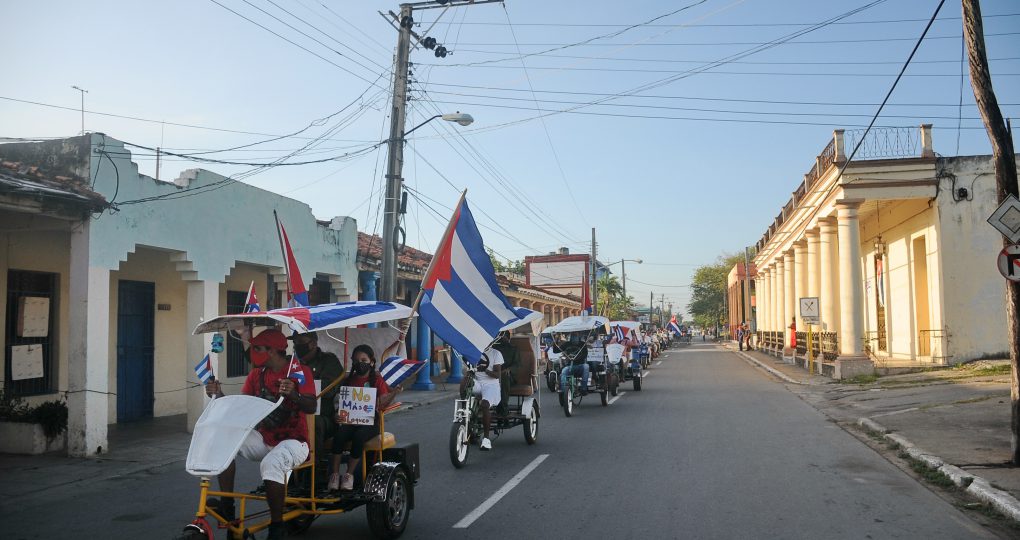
[251,348,269,367]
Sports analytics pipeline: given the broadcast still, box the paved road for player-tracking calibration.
[5,343,1000,539]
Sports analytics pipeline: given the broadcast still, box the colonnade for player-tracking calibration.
[755,201,867,360]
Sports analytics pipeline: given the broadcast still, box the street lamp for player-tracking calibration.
[380,111,474,302]
[605,258,642,317]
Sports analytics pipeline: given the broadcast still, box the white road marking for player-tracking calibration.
[642,370,650,378]
[453,454,549,528]
[655,360,663,366]
[871,407,919,418]
[608,391,626,405]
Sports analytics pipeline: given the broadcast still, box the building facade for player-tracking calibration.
[753,125,1013,378]
[727,262,756,338]
[0,135,359,456]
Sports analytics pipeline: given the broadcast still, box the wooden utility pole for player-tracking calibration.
[962,0,1020,464]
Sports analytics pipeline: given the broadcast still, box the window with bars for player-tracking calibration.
[5,270,57,396]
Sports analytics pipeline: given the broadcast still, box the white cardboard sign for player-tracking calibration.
[336,386,377,426]
[11,344,44,380]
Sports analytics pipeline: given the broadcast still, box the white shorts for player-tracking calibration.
[237,430,309,485]
[472,378,502,406]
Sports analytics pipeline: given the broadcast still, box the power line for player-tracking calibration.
[262,0,390,71]
[422,12,1018,28]
[446,31,1018,47]
[206,0,387,88]
[421,53,1020,67]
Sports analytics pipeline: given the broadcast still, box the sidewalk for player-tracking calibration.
[723,340,1020,522]
[0,374,458,506]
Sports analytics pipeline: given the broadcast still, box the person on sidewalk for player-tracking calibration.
[737,323,746,351]
[744,322,754,351]
[204,329,316,540]
[327,343,401,491]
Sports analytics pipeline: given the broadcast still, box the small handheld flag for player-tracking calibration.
[613,325,626,342]
[379,356,426,387]
[287,358,306,386]
[244,281,260,313]
[194,354,215,384]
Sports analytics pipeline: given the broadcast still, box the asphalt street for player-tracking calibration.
[5,343,1001,539]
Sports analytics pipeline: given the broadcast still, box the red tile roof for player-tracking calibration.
[0,160,107,209]
[358,232,432,272]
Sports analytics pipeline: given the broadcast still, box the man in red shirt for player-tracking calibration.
[205,329,315,540]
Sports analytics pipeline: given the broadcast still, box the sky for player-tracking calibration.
[2,0,1018,315]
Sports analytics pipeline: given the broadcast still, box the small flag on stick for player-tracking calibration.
[379,356,426,387]
[194,354,215,384]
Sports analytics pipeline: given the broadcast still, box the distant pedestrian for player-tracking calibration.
[737,323,746,351]
[744,322,754,351]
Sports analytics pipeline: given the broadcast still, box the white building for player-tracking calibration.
[753,125,1015,378]
[0,134,359,456]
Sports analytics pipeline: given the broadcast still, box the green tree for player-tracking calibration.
[488,248,525,275]
[687,253,743,334]
[597,274,637,320]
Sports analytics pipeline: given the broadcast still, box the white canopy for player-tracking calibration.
[546,315,609,334]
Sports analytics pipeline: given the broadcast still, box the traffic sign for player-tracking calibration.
[988,195,1020,243]
[997,244,1020,282]
[799,297,820,325]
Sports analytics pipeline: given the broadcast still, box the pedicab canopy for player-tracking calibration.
[545,315,609,334]
[192,301,415,335]
[499,308,545,335]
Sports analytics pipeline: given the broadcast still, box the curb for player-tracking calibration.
[856,417,1020,522]
[390,388,460,415]
[735,350,805,385]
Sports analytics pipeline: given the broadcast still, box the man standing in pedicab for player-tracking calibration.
[558,334,590,395]
[204,329,316,540]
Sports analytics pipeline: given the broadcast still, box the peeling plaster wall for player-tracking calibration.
[935,155,1015,362]
[87,134,358,288]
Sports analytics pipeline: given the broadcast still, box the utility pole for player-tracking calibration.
[649,291,654,327]
[379,0,501,302]
[591,227,598,316]
[963,0,1020,464]
[660,294,665,328]
[71,85,87,135]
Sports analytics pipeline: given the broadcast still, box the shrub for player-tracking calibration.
[0,389,68,442]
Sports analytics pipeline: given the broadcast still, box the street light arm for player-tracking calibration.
[402,115,442,138]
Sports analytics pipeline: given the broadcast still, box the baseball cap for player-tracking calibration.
[251,329,288,351]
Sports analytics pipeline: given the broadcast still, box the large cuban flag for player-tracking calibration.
[193,301,414,336]
[418,197,529,365]
[275,213,309,307]
[668,314,683,335]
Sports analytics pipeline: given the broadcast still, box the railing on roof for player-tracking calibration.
[843,126,921,160]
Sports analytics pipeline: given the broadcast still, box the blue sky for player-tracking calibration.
[2,0,1018,314]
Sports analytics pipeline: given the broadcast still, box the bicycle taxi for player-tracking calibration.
[545,315,619,416]
[176,301,420,540]
[449,308,544,468]
[609,320,644,391]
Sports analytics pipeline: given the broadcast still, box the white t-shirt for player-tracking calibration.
[476,348,505,383]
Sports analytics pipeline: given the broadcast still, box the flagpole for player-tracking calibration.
[273,210,292,306]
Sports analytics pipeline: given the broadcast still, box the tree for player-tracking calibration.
[687,253,744,334]
[597,274,636,320]
[488,248,525,275]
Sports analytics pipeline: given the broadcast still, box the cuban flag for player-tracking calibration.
[286,357,306,385]
[613,324,626,342]
[581,278,593,316]
[194,354,214,384]
[668,315,682,335]
[379,356,426,387]
[244,281,260,313]
[418,196,530,365]
[274,212,309,307]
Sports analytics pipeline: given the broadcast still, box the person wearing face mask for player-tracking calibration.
[289,332,343,455]
[204,329,316,540]
[327,344,402,491]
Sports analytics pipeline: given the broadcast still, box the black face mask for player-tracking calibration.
[354,361,371,376]
[294,343,312,358]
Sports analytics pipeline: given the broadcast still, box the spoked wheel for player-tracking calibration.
[546,371,558,392]
[449,422,469,468]
[600,385,609,406]
[633,374,642,391]
[366,468,411,539]
[609,372,619,396]
[524,404,539,444]
[562,386,573,417]
[172,526,208,540]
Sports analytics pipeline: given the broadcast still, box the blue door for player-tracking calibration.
[117,280,155,422]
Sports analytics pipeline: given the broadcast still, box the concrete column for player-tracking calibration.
[783,250,796,347]
[835,202,872,377]
[769,264,778,332]
[761,269,771,331]
[793,240,808,329]
[819,217,840,334]
[806,228,821,300]
[412,317,435,390]
[67,221,110,456]
[774,256,786,342]
[359,271,381,328]
[186,280,219,432]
